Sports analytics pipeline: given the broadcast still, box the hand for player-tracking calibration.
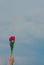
[8,55,14,65]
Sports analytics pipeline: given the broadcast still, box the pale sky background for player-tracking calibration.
[0,0,44,65]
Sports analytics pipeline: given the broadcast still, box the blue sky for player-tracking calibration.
[0,0,44,65]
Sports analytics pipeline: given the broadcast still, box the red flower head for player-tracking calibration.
[9,36,15,41]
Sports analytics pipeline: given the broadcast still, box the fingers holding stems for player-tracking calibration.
[8,55,14,65]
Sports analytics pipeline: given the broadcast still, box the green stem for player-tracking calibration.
[10,41,14,54]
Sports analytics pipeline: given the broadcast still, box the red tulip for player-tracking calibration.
[9,36,16,54]
[9,36,15,41]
